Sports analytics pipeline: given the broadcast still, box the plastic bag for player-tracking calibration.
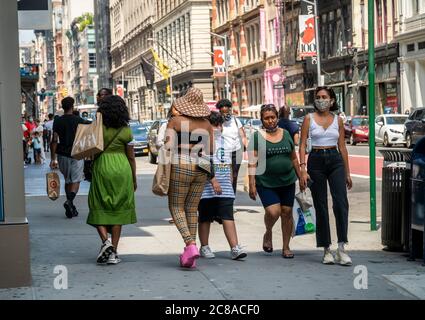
[295,191,313,212]
[292,199,316,237]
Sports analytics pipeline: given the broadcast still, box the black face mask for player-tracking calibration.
[223,114,232,122]
[263,123,278,133]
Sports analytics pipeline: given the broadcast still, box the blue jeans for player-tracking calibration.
[307,149,349,248]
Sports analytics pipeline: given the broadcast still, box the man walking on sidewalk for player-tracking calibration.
[50,97,89,218]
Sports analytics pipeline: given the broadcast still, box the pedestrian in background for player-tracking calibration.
[299,86,353,266]
[50,97,89,219]
[198,111,247,261]
[278,105,300,145]
[248,104,304,259]
[97,88,113,105]
[87,95,137,265]
[32,131,42,164]
[165,87,212,268]
[216,99,247,194]
[44,113,54,152]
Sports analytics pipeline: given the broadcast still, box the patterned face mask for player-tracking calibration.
[263,123,278,133]
[314,99,331,112]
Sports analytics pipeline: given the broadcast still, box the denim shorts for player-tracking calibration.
[256,183,296,208]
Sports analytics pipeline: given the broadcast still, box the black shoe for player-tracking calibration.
[64,201,73,219]
[72,205,79,217]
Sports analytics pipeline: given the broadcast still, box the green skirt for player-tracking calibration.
[87,152,136,226]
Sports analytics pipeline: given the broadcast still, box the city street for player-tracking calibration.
[1,149,424,300]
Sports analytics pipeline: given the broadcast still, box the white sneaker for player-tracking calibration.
[231,245,247,260]
[96,240,114,264]
[107,252,121,265]
[335,248,352,266]
[200,245,215,259]
[322,248,335,265]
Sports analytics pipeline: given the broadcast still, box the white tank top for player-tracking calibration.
[310,114,340,147]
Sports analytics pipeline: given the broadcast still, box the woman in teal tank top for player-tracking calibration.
[248,104,305,259]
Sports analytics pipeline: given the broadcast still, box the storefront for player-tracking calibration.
[264,67,285,108]
[283,73,305,107]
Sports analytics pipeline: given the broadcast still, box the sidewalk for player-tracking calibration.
[1,160,424,299]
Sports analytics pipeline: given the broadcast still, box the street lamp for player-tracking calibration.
[209,32,230,100]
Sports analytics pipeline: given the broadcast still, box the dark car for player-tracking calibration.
[404,107,425,149]
[345,116,369,145]
[130,125,149,156]
[290,106,315,127]
[147,119,168,164]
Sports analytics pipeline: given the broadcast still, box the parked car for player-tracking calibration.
[147,119,168,164]
[244,118,262,137]
[237,116,253,127]
[375,114,408,147]
[130,125,149,156]
[141,120,155,130]
[404,107,425,149]
[289,105,315,127]
[345,116,369,145]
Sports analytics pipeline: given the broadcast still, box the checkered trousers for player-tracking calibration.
[168,157,207,243]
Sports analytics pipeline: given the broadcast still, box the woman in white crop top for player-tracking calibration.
[299,86,353,266]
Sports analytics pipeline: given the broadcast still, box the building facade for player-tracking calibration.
[153,0,214,116]
[396,0,425,113]
[61,0,95,105]
[212,0,286,117]
[109,0,156,120]
[351,0,400,115]
[53,0,66,110]
[94,0,113,90]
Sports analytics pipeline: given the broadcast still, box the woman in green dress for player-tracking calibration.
[87,95,137,265]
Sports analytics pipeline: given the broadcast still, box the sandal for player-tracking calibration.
[262,232,273,253]
[282,250,294,259]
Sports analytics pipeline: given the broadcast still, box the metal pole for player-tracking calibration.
[368,0,377,231]
[224,35,230,100]
[313,0,323,86]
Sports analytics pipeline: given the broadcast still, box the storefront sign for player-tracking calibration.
[285,92,305,107]
[18,0,52,30]
[213,46,226,78]
[385,82,398,112]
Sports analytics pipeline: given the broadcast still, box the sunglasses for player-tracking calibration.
[261,104,277,110]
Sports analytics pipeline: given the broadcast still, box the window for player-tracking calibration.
[414,110,424,120]
[89,53,96,68]
[419,42,425,50]
[407,43,415,52]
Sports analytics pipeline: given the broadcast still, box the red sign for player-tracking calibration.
[213,47,225,78]
[299,15,317,58]
[116,84,124,98]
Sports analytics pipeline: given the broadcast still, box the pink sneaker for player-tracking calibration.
[180,244,199,268]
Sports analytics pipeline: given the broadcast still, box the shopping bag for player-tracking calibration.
[295,191,313,212]
[46,171,60,201]
[71,113,104,160]
[292,198,316,237]
[152,147,172,196]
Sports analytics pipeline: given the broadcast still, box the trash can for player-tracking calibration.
[409,137,425,264]
[379,148,412,252]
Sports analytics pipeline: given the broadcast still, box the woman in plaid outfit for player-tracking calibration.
[164,88,214,269]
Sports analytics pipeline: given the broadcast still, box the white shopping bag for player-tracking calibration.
[292,196,316,237]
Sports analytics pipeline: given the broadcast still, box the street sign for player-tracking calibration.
[273,84,284,90]
[18,0,52,30]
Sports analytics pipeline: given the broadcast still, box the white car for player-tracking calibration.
[375,114,408,147]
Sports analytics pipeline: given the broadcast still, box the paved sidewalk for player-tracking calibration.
[1,160,424,299]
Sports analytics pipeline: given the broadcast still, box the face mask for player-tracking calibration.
[314,99,331,112]
[264,123,278,133]
[223,114,232,122]
[29,117,33,122]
